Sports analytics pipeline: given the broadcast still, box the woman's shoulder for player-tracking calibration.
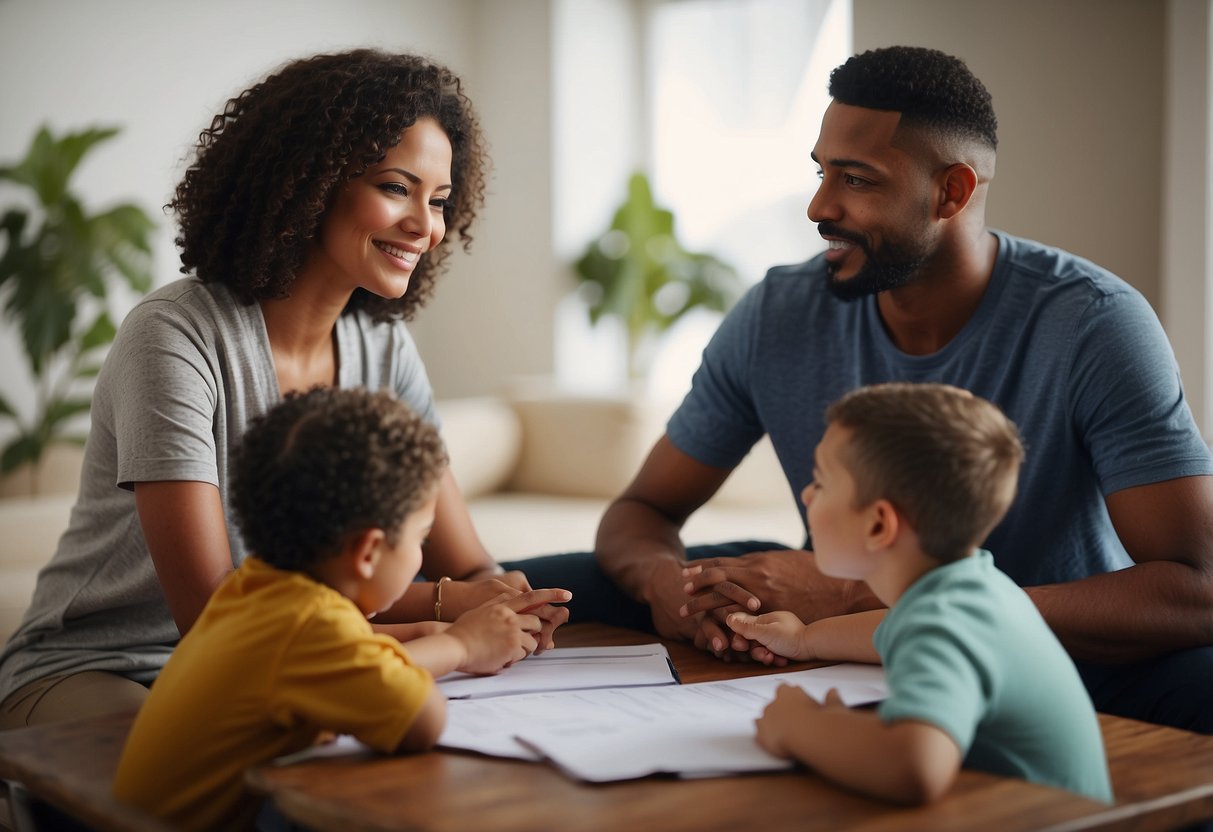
[120,278,257,337]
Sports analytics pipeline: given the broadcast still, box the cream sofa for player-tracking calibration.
[0,391,805,642]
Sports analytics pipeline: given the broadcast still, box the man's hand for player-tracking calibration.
[643,558,705,642]
[683,548,875,624]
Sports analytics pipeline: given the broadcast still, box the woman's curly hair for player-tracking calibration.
[171,49,488,321]
[829,46,998,150]
[231,387,448,571]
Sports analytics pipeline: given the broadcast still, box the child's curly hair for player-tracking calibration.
[171,49,488,322]
[232,387,448,571]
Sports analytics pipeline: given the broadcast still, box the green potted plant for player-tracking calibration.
[0,126,155,493]
[573,172,742,380]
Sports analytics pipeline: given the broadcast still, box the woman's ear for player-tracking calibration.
[865,499,901,551]
[937,163,978,220]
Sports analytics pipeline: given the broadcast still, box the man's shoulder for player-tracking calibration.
[996,231,1136,299]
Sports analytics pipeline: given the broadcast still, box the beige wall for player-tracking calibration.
[1,0,1208,432]
[853,0,1165,306]
[410,0,562,398]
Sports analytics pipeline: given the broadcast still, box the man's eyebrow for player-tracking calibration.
[381,168,453,191]
[810,153,882,175]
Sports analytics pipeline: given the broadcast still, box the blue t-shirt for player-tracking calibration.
[668,230,1213,586]
[874,551,1112,802]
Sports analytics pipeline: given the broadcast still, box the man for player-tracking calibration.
[516,45,1213,733]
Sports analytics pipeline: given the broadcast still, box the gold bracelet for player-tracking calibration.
[433,576,452,622]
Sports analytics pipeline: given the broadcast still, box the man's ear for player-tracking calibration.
[343,528,387,580]
[865,499,900,551]
[937,163,978,220]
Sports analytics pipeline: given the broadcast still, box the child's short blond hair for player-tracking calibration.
[825,382,1024,561]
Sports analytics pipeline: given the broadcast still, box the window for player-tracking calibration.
[553,0,851,398]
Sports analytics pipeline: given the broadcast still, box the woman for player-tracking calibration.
[0,50,567,728]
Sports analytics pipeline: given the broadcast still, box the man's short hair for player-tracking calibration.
[231,387,447,571]
[829,45,998,150]
[825,382,1023,561]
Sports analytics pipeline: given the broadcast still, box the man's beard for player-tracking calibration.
[820,223,929,302]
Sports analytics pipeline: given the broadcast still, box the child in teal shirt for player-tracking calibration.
[728,382,1112,804]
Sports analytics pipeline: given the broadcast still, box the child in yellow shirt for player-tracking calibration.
[113,387,569,829]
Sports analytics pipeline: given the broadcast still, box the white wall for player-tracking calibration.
[408,0,562,398]
[1162,0,1213,436]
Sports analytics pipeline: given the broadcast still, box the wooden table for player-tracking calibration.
[245,623,1213,832]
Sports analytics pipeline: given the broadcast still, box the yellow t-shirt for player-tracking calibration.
[112,556,433,830]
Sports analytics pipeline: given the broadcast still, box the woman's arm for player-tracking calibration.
[375,469,518,622]
[134,480,235,635]
[376,470,570,646]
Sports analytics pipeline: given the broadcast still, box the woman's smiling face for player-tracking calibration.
[307,116,453,300]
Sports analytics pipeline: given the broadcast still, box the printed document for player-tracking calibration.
[439,663,888,780]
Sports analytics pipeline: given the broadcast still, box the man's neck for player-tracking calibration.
[876,229,999,355]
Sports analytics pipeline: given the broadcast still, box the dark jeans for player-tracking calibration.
[502,540,789,632]
[503,544,1213,736]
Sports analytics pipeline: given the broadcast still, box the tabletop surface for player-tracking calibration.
[244,623,1213,832]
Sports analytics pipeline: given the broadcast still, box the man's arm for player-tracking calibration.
[1026,475,1213,662]
[594,435,732,642]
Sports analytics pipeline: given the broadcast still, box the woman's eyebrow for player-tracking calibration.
[380,168,453,191]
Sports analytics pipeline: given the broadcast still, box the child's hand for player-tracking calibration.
[727,610,810,662]
[444,581,571,654]
[447,590,570,674]
[754,683,820,758]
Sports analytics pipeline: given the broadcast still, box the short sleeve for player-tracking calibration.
[272,608,434,753]
[107,300,222,489]
[874,614,989,754]
[666,283,766,469]
[1068,290,1213,495]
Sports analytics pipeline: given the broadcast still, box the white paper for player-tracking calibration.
[439,662,888,780]
[435,644,677,699]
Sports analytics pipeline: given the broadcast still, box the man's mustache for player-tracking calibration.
[817,223,867,249]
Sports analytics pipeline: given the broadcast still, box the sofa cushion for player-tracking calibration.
[506,391,793,507]
[507,393,667,499]
[436,396,522,499]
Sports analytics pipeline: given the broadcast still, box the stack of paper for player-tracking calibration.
[273,643,889,784]
[436,644,678,699]
[439,661,888,781]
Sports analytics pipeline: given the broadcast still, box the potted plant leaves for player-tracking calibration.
[0,126,155,493]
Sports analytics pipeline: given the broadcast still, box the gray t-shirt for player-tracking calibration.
[0,278,437,697]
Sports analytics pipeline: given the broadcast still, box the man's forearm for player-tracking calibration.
[1026,560,1213,662]
[594,498,688,600]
